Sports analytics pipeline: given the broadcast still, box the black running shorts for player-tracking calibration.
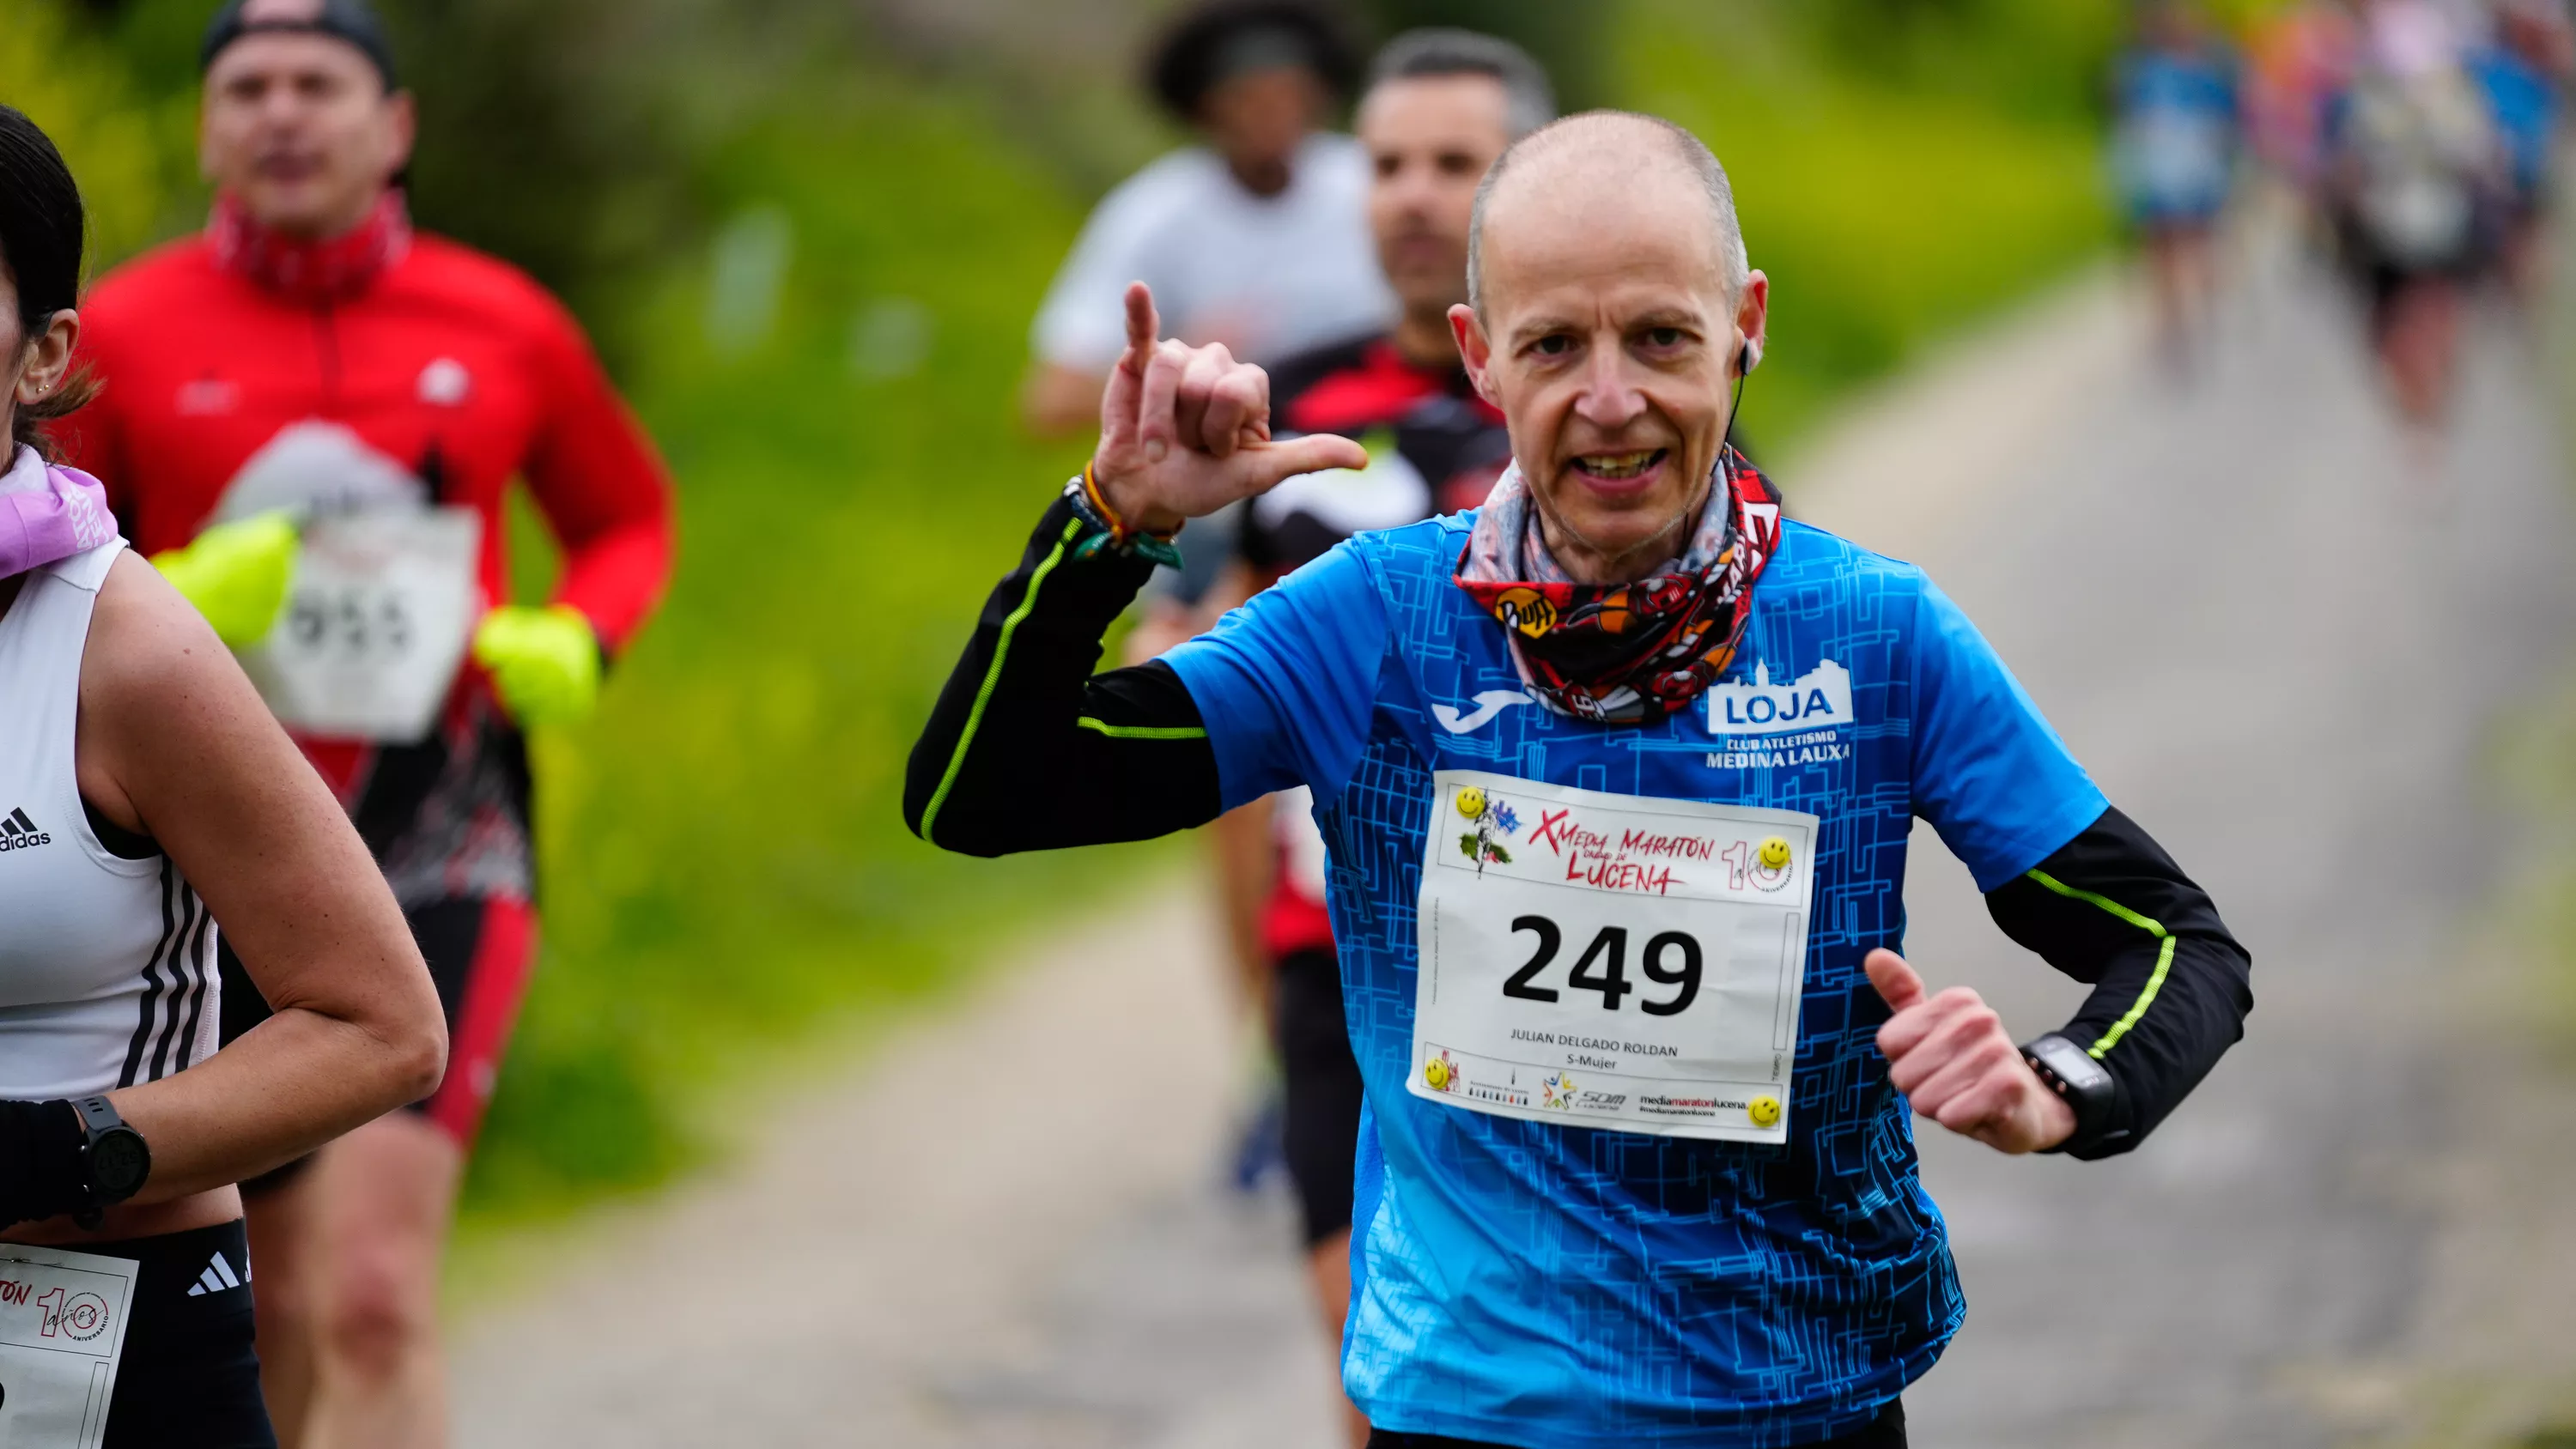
[1275,946,1365,1249]
[73,1219,276,1447]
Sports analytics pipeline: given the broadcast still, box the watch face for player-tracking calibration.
[2032,1038,2111,1094]
[92,1131,149,1197]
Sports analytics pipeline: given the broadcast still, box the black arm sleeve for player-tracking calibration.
[903,494,1226,857]
[1984,805,2253,1160]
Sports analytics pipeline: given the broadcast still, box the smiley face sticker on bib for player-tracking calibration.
[1410,770,1819,1143]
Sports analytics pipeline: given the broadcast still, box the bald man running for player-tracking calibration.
[908,112,2251,1446]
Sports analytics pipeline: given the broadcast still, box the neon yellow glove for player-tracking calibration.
[472,604,602,728]
[149,511,299,650]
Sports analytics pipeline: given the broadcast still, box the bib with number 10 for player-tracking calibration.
[0,1243,138,1448]
[1411,770,1818,1143]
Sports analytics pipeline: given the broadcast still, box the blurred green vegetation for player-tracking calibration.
[1623,0,2124,445]
[0,2,180,263]
[473,91,1181,1214]
[17,0,2161,1225]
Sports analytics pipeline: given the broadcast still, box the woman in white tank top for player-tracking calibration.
[0,105,446,1446]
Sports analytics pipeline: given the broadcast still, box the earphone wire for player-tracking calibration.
[1722,337,1751,453]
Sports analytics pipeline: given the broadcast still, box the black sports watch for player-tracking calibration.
[2019,1034,2126,1157]
[70,1095,151,1228]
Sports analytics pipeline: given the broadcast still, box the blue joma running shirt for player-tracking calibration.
[1164,513,2107,1446]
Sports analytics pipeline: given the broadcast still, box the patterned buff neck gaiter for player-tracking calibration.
[1453,446,1783,724]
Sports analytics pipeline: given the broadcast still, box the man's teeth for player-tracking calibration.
[1579,451,1661,479]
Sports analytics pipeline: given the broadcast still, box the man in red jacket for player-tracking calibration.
[55,2,674,1442]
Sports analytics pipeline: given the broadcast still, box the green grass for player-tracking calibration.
[460,87,1178,1221]
[2500,207,2576,1069]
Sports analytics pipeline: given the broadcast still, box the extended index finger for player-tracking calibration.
[1120,282,1162,376]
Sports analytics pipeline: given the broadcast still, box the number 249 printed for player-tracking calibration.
[1501,916,1702,1016]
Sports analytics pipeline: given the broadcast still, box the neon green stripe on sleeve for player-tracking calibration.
[2021,867,2176,1059]
[1076,717,1206,740]
[2090,936,2178,1058]
[919,518,1082,846]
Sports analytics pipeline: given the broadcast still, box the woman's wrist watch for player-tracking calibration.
[70,1095,150,1228]
[2019,1034,2127,1157]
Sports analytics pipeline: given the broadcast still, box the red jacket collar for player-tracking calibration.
[210,191,412,304]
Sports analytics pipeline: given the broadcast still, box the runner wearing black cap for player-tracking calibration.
[197,0,401,88]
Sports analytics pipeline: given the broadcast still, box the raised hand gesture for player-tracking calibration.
[1091,282,1366,537]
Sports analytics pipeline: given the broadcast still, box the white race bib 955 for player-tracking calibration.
[237,507,483,743]
[1411,770,1817,1143]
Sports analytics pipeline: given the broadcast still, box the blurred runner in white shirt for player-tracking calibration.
[1024,0,1392,441]
[1022,3,1391,1228]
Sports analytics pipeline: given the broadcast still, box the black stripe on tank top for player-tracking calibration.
[155,891,214,1080]
[173,892,215,1072]
[149,888,207,1082]
[118,861,181,1088]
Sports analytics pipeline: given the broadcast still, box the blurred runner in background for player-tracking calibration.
[2110,1,2241,368]
[1026,0,1388,654]
[2247,0,2360,198]
[1024,0,1386,1192]
[53,1,675,1444]
[2466,0,2574,297]
[2322,0,2506,426]
[1024,0,1386,437]
[1203,31,1551,1444]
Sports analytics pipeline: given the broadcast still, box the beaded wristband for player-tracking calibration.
[1066,464,1185,569]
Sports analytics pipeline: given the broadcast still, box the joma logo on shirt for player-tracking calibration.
[1706,659,1854,735]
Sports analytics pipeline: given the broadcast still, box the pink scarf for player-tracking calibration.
[0,447,118,579]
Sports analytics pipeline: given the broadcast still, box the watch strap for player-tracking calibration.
[2020,1033,2127,1157]
[66,1094,147,1228]
[72,1095,122,1136]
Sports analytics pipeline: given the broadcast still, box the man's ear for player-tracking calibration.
[197,94,220,185]
[385,89,419,176]
[1449,303,1502,408]
[1733,270,1771,379]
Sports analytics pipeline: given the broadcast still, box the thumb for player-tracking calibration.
[1239,432,1367,492]
[1864,949,1926,1013]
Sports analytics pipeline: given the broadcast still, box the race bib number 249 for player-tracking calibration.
[1411,771,1818,1143]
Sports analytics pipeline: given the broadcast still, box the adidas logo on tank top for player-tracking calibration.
[0,809,51,852]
